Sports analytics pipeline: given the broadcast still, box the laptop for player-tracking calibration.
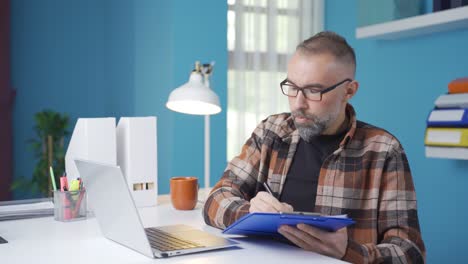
[74,159,238,258]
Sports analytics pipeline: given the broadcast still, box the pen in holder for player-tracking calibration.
[53,189,87,222]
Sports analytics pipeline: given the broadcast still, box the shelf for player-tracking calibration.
[356,5,468,40]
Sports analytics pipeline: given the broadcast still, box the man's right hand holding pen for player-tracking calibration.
[249,182,294,213]
[253,182,347,259]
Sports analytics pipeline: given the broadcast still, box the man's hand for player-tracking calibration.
[278,224,348,259]
[249,191,293,213]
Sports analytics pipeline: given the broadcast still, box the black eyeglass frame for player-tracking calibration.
[280,78,352,101]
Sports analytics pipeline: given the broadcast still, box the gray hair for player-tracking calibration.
[296,31,356,75]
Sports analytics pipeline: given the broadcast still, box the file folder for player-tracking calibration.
[223,212,355,236]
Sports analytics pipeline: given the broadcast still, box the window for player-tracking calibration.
[227,0,323,160]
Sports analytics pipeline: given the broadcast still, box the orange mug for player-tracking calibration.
[170,177,198,210]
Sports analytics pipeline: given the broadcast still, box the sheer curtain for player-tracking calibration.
[227,0,324,160]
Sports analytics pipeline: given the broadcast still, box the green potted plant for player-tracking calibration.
[12,110,70,197]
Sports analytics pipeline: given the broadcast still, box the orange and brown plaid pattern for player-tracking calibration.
[203,104,425,263]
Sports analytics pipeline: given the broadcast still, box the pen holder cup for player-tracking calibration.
[53,190,87,222]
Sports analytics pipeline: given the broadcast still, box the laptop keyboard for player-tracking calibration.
[144,227,204,252]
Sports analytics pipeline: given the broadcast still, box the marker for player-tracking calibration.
[59,174,72,220]
[69,179,80,191]
[60,176,69,192]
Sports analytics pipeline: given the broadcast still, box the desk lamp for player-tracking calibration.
[166,61,221,192]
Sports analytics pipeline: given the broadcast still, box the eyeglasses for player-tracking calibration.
[280,78,352,101]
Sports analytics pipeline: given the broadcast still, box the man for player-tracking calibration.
[203,31,425,263]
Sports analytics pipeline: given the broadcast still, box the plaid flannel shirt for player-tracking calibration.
[203,104,425,263]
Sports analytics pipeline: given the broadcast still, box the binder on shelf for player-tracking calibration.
[427,108,468,127]
[434,93,468,108]
[425,146,468,160]
[424,127,468,147]
[448,77,468,94]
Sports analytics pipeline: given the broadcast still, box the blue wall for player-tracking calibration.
[170,1,228,189]
[326,1,468,262]
[132,0,228,194]
[11,0,227,198]
[12,0,114,198]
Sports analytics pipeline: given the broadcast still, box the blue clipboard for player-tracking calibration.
[222,212,355,236]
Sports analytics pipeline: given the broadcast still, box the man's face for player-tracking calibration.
[286,52,352,141]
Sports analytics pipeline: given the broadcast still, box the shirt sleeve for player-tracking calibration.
[343,143,426,264]
[202,123,265,229]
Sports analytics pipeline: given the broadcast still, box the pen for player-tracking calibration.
[49,166,57,191]
[262,182,276,199]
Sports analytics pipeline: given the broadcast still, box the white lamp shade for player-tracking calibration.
[166,72,221,115]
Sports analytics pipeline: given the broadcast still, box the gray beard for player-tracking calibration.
[292,111,333,142]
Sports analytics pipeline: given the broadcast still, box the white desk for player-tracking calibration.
[0,198,346,264]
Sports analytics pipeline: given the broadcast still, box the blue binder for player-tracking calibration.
[222,212,355,236]
[427,108,468,127]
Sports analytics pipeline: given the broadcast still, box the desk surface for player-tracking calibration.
[0,198,346,264]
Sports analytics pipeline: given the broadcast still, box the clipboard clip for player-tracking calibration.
[280,211,321,216]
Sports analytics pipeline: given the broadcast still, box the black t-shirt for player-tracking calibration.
[279,132,345,212]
